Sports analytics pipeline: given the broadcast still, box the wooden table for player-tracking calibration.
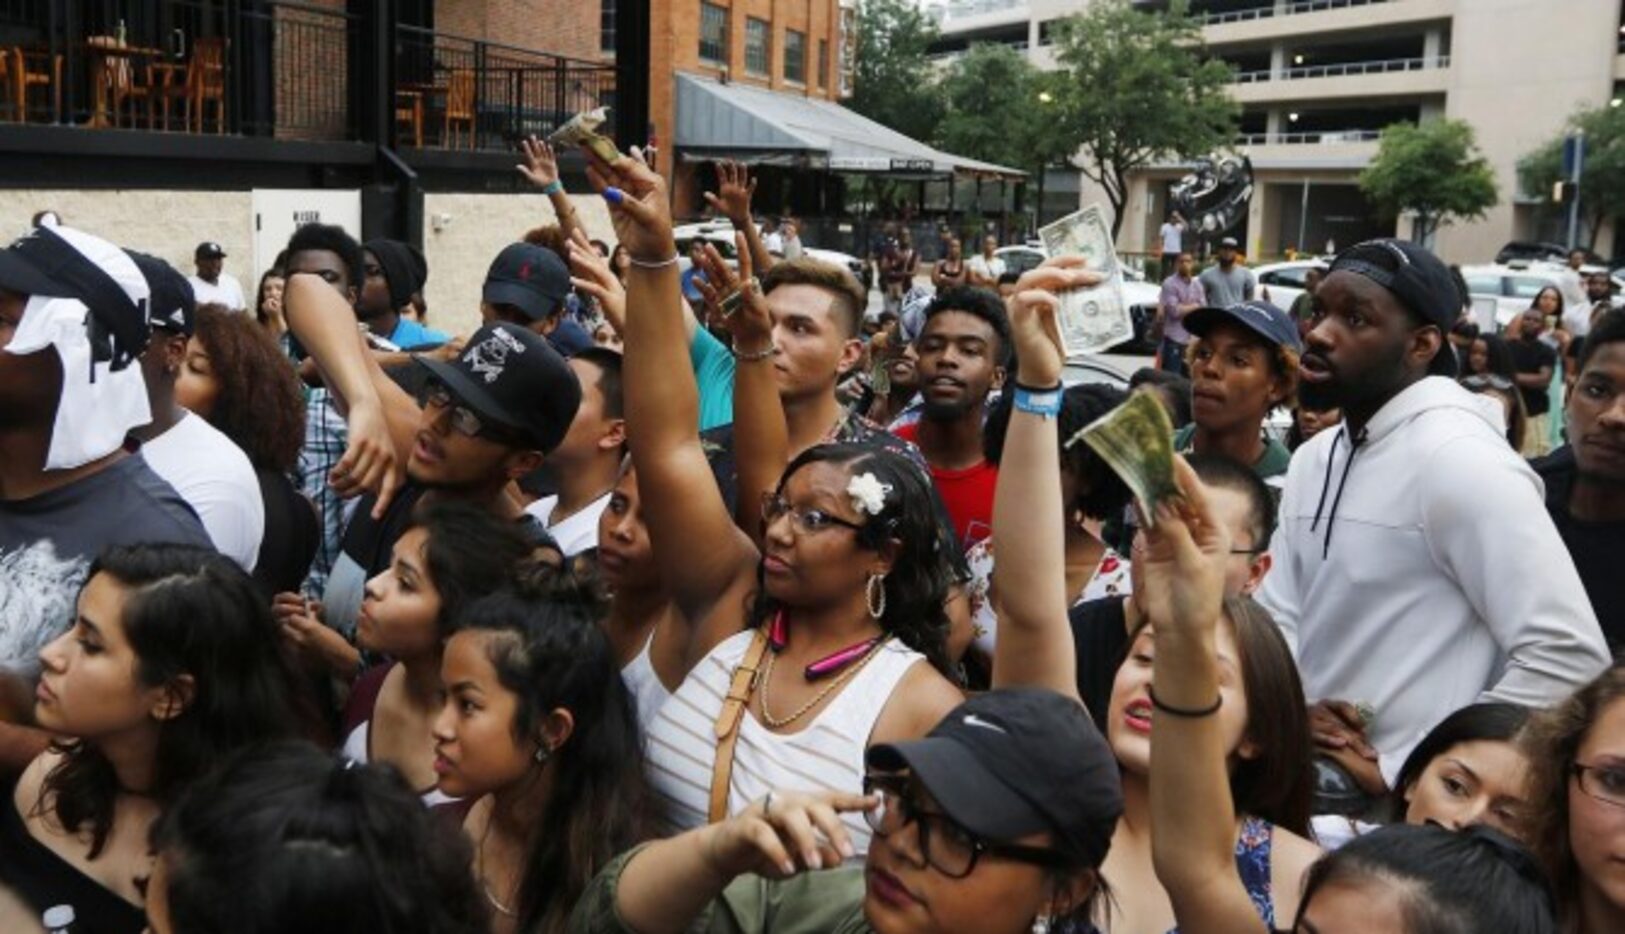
[83,37,164,128]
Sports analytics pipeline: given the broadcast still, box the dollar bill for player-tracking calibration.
[1076,390,1179,525]
[547,106,622,164]
[1038,205,1134,356]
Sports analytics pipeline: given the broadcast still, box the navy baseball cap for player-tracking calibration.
[1185,299,1302,353]
[482,243,571,323]
[414,322,581,453]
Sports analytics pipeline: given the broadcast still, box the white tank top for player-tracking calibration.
[644,629,926,854]
[621,632,674,737]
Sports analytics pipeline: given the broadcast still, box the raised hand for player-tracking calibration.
[699,790,870,879]
[693,234,772,353]
[566,227,626,329]
[1006,256,1106,387]
[516,135,562,189]
[330,397,404,519]
[703,161,758,226]
[1136,455,1231,635]
[584,146,675,264]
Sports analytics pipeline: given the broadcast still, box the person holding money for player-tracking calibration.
[1174,299,1300,493]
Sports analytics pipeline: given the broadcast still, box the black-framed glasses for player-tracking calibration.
[420,380,522,443]
[1573,762,1625,809]
[760,493,864,535]
[862,774,1072,879]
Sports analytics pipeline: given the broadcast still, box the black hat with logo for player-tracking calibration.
[414,321,581,453]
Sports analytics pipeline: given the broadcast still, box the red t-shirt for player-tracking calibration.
[892,422,998,548]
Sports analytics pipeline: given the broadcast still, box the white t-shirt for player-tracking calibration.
[523,492,611,556]
[187,272,247,311]
[139,411,265,570]
[1159,222,1183,254]
[966,254,1005,283]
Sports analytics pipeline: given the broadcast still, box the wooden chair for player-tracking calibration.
[395,89,423,147]
[442,68,475,149]
[11,46,62,123]
[165,36,227,133]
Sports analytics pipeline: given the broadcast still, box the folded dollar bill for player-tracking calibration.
[1075,390,1179,525]
[547,107,621,164]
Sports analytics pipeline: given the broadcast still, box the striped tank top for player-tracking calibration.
[644,629,926,854]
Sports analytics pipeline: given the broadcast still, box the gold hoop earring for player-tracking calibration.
[866,573,887,619]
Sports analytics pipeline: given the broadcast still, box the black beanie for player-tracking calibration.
[363,238,417,310]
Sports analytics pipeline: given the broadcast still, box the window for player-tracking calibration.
[699,2,729,65]
[784,29,806,83]
[1463,275,1501,297]
[600,0,615,54]
[1260,267,1310,288]
[817,38,828,87]
[745,18,771,76]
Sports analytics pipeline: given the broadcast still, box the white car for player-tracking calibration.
[1253,259,1329,312]
[1458,263,1578,330]
[671,220,866,283]
[993,244,1160,353]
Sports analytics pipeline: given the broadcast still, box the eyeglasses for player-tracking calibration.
[760,493,864,535]
[1461,374,1514,393]
[862,774,1071,878]
[420,380,522,443]
[1573,762,1625,808]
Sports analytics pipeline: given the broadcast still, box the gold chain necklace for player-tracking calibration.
[757,637,891,729]
[476,810,518,918]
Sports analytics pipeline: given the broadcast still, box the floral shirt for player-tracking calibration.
[965,537,1131,657]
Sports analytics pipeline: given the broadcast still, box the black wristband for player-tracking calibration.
[1013,380,1063,393]
[1148,685,1222,718]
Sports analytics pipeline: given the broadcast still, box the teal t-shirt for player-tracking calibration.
[691,326,737,432]
[1172,423,1291,483]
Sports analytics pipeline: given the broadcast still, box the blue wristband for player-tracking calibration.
[1013,383,1062,418]
[541,180,565,196]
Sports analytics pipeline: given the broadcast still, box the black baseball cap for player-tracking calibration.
[1185,299,1302,353]
[866,688,1122,866]
[127,251,196,336]
[414,322,581,453]
[1329,239,1460,376]
[195,241,227,260]
[482,243,571,322]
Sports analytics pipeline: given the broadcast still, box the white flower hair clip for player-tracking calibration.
[847,472,892,518]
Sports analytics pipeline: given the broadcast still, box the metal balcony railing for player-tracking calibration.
[1198,0,1394,27]
[1231,54,1450,83]
[1235,128,1384,145]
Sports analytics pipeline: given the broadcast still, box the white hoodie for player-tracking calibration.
[1258,376,1608,781]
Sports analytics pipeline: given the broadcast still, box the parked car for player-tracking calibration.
[1494,241,1576,266]
[671,220,866,283]
[994,244,1046,276]
[992,244,1159,354]
[1254,259,1330,312]
[1458,263,1574,329]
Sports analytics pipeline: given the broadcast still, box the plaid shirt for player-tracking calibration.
[294,387,350,598]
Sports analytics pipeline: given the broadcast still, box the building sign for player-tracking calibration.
[828,156,939,172]
[890,158,935,172]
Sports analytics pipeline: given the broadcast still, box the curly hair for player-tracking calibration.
[522,225,569,258]
[191,305,305,471]
[982,383,1132,522]
[747,444,957,679]
[1183,333,1302,410]
[1523,665,1625,927]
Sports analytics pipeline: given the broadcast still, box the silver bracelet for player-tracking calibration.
[732,341,779,362]
[628,254,680,269]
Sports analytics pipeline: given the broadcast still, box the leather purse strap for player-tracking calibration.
[708,628,771,823]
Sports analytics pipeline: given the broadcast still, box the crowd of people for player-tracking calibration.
[0,137,1620,934]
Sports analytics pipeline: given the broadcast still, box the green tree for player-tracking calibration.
[848,0,945,145]
[1517,104,1625,248]
[935,43,1076,224]
[1360,119,1498,245]
[1048,0,1238,238]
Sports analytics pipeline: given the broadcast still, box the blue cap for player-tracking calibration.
[1184,299,1302,353]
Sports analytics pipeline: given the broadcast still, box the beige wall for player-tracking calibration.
[0,189,255,285]
[420,192,616,336]
[0,188,619,339]
[1434,0,1616,262]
